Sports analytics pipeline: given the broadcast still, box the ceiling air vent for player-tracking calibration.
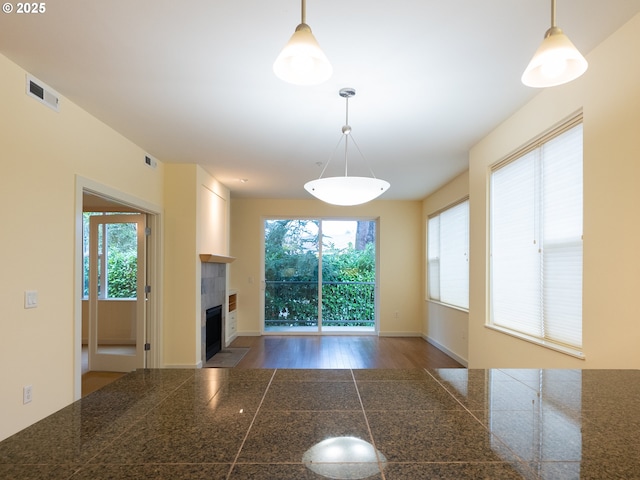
[26,74,60,112]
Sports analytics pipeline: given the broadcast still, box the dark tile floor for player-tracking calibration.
[1,368,639,479]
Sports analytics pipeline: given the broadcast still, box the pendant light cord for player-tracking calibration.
[345,93,350,125]
[344,94,350,177]
[301,0,306,24]
[316,88,380,181]
[343,93,379,179]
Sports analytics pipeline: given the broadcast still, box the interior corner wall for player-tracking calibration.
[0,53,165,441]
[229,198,423,337]
[422,171,469,365]
[163,164,198,366]
[163,164,230,368]
[467,13,640,368]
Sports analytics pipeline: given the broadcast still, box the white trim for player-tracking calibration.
[490,110,583,172]
[426,299,469,314]
[238,331,262,337]
[426,195,470,219]
[263,330,378,336]
[485,324,585,360]
[423,335,468,367]
[74,175,163,400]
[379,331,422,337]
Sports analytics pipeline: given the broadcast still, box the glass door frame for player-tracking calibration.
[261,216,379,335]
[88,213,146,372]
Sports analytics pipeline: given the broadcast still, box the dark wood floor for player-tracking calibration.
[82,336,463,396]
[229,335,464,369]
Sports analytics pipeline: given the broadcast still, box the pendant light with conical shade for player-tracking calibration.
[522,0,588,88]
[273,0,332,86]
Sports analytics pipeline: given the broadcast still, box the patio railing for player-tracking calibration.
[265,280,375,327]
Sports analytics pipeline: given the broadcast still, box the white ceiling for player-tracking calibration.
[2,1,640,200]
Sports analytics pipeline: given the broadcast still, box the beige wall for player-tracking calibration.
[422,171,469,365]
[229,199,422,336]
[468,13,640,368]
[3,10,638,444]
[81,300,137,344]
[0,53,165,440]
[163,164,230,367]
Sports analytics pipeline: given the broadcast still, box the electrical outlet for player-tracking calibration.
[23,385,33,404]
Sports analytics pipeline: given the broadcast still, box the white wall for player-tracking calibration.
[229,199,423,337]
[0,54,165,440]
[468,13,640,368]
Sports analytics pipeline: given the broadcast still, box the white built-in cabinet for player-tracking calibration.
[227,290,237,344]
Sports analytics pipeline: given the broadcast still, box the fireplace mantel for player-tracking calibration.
[200,254,235,264]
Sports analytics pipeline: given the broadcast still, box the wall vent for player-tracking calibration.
[144,155,158,169]
[26,74,60,112]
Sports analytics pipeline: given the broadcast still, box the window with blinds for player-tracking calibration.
[428,199,469,310]
[489,117,583,353]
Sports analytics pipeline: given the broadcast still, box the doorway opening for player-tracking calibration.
[75,177,161,399]
[86,212,145,374]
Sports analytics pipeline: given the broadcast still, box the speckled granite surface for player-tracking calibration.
[1,368,639,479]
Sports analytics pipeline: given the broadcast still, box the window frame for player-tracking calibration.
[427,197,470,311]
[487,113,584,358]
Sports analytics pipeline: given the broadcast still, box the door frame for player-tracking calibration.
[88,213,146,372]
[260,216,380,336]
[74,176,163,400]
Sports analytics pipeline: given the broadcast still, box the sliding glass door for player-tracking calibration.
[264,219,319,332]
[263,219,377,334]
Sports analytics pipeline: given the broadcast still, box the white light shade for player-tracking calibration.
[522,27,588,88]
[303,436,386,479]
[273,24,332,86]
[304,176,390,206]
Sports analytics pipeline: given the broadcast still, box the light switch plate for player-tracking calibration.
[24,290,38,309]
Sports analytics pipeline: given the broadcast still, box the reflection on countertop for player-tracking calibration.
[1,367,639,479]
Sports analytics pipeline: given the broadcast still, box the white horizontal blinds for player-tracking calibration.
[428,199,469,309]
[439,201,469,309]
[490,121,583,349]
[541,124,583,347]
[491,150,542,337]
[427,216,440,301]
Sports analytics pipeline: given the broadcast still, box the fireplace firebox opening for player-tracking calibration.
[206,305,223,361]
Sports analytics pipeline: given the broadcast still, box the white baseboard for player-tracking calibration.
[225,333,238,346]
[378,331,422,337]
[82,339,136,345]
[423,335,468,367]
[237,331,262,336]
